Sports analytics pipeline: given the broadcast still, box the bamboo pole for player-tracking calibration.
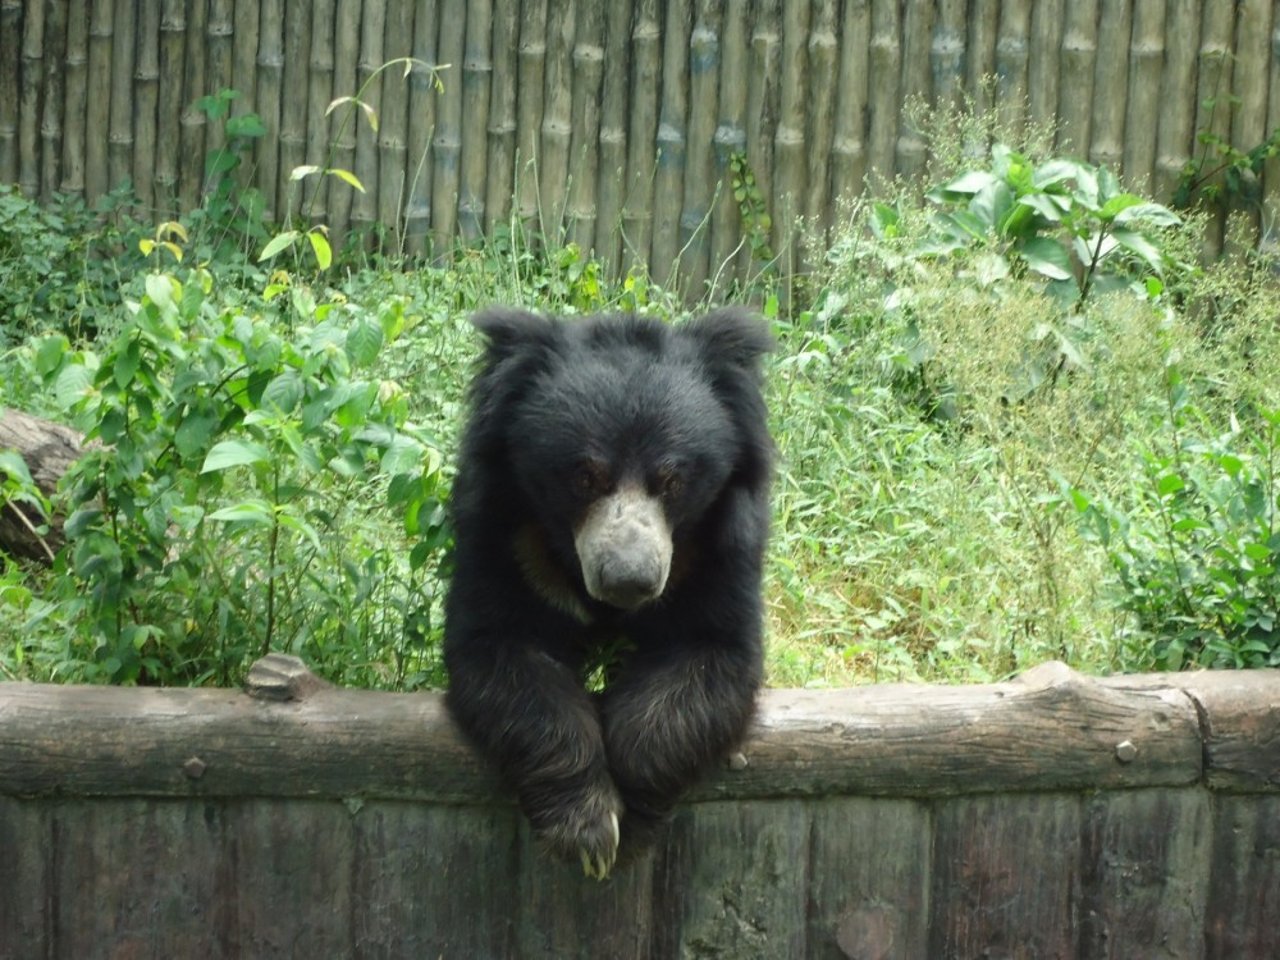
[965,0,998,123]
[1123,1,1167,193]
[566,0,604,255]
[60,0,89,197]
[1194,0,1235,257]
[1153,0,1201,205]
[39,0,68,202]
[130,2,159,213]
[459,0,494,243]
[744,0,780,255]
[205,0,234,159]
[15,0,42,196]
[620,0,660,274]
[230,0,258,198]
[1057,0,1099,155]
[85,0,111,201]
[867,0,900,185]
[1027,0,1064,130]
[106,0,136,195]
[707,0,749,292]
[771,0,808,285]
[994,0,1032,136]
[538,0,575,245]
[430,0,464,257]
[679,0,722,293]
[254,0,284,221]
[930,0,966,114]
[378,0,414,250]
[329,0,361,250]
[177,0,207,210]
[805,0,838,248]
[1089,0,1133,173]
[277,0,311,222]
[515,0,548,234]
[592,0,633,276]
[0,0,19,186]
[650,0,691,289]
[830,0,869,209]
[485,0,520,236]
[304,0,336,225]
[153,1,185,212]
[1226,0,1272,253]
[896,1,932,181]
[1265,8,1280,253]
[350,0,387,243]
[404,0,439,257]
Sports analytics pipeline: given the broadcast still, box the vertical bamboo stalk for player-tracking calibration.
[351,0,387,242]
[592,0,633,276]
[707,0,748,292]
[565,0,604,254]
[60,0,90,197]
[230,0,258,196]
[459,0,493,243]
[896,1,932,181]
[805,0,838,248]
[329,0,362,250]
[1027,0,1064,129]
[404,1,439,257]
[515,0,547,233]
[0,0,19,185]
[205,0,234,158]
[866,0,900,186]
[153,0,185,212]
[1057,0,1099,155]
[650,0,691,289]
[965,0,999,120]
[304,0,336,224]
[39,0,69,202]
[743,0,780,247]
[485,0,520,235]
[430,0,464,257]
[1123,1,1167,192]
[1194,0,1234,257]
[276,0,311,220]
[1265,8,1280,252]
[1226,0,1272,252]
[773,0,811,285]
[621,0,660,273]
[106,0,136,194]
[85,0,112,201]
[377,0,413,250]
[1153,0,1200,205]
[679,0,722,292]
[1089,0,1132,173]
[177,0,207,210]
[131,2,160,212]
[931,0,967,114]
[538,0,575,244]
[994,0,1032,136]
[830,0,869,209]
[15,0,43,196]
[254,0,285,221]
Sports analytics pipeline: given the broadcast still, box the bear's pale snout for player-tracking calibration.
[574,487,672,610]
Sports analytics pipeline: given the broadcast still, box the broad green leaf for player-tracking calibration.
[1112,202,1181,227]
[941,170,998,196]
[308,230,333,270]
[0,450,35,486]
[174,408,219,459]
[258,230,300,262]
[145,272,176,309]
[1098,193,1146,221]
[35,335,69,376]
[1032,158,1084,189]
[327,168,366,192]
[346,319,384,367]
[1020,236,1074,280]
[54,363,93,409]
[207,501,274,524]
[1110,227,1166,275]
[261,370,304,414]
[1157,473,1185,497]
[201,439,271,473]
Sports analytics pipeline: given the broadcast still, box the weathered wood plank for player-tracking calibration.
[1078,788,1211,958]
[0,797,48,960]
[805,797,931,960]
[652,800,809,958]
[352,801,520,959]
[928,793,1082,959]
[1204,794,1280,960]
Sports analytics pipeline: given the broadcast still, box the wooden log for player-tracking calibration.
[1205,794,1280,959]
[0,658,1214,802]
[59,0,90,198]
[1078,789,1211,957]
[0,797,48,958]
[0,408,85,563]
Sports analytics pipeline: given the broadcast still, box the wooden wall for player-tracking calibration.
[2,1,1279,292]
[0,656,1278,958]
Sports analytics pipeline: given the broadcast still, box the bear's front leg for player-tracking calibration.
[446,641,623,878]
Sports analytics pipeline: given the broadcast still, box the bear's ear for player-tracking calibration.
[471,306,561,366]
[683,307,774,373]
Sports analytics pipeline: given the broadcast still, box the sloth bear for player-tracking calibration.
[443,306,773,878]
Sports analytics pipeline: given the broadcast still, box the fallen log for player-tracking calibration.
[0,407,84,562]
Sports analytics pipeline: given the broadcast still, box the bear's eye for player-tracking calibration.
[657,467,683,498]
[574,460,610,497]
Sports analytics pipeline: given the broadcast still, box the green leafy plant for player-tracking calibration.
[1172,90,1280,213]
[729,151,775,266]
[184,89,270,263]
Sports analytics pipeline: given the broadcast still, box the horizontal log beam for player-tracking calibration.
[1,657,1276,802]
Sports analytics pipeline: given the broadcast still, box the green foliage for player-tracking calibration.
[1173,93,1280,213]
[729,152,775,266]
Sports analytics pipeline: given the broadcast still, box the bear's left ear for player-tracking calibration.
[682,307,774,373]
[471,306,561,366]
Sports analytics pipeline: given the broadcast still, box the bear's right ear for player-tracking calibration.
[471,307,561,366]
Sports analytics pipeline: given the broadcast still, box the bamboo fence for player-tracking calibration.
[3,1,1280,290]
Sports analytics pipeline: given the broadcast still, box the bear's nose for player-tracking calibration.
[596,551,665,610]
